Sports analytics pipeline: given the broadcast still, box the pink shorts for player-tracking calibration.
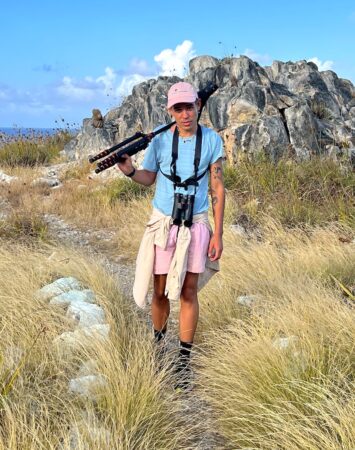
[154,223,210,275]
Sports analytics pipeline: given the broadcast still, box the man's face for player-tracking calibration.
[168,100,201,135]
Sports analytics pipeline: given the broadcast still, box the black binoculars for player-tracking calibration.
[171,193,195,228]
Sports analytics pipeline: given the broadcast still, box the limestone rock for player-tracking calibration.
[63,55,355,164]
[49,289,96,307]
[31,177,61,188]
[53,324,110,351]
[36,277,82,301]
[68,374,107,399]
[66,302,106,328]
[272,335,299,350]
[284,103,319,158]
[77,359,99,377]
[63,118,116,163]
[0,170,17,184]
[236,295,258,307]
[230,224,247,237]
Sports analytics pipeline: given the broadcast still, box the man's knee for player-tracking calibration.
[181,279,197,302]
[154,288,168,302]
[181,273,199,303]
[181,285,198,303]
[153,284,168,302]
[153,275,168,302]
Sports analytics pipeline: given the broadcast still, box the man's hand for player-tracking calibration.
[116,154,134,176]
[208,233,223,261]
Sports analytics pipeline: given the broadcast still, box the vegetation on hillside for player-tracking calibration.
[0,145,354,448]
[0,130,72,167]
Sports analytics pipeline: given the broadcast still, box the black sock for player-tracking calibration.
[154,327,167,343]
[177,341,193,372]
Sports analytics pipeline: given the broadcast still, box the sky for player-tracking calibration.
[0,0,354,128]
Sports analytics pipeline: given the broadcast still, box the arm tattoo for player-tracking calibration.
[213,166,222,180]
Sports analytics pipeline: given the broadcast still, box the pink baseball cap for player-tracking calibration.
[167,82,198,109]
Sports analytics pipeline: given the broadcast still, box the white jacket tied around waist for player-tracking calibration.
[133,208,219,308]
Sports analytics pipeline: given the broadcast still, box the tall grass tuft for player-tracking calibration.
[195,220,355,449]
[224,156,355,227]
[98,177,153,204]
[0,243,194,449]
[0,131,71,167]
[0,210,49,242]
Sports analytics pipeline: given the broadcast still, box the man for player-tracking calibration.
[117,81,225,387]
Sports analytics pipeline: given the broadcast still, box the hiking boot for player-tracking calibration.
[174,361,193,392]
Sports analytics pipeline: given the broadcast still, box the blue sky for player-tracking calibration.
[1,0,354,128]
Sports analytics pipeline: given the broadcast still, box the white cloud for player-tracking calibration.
[154,40,196,77]
[0,40,198,126]
[94,67,117,94]
[116,40,197,97]
[57,66,119,101]
[307,57,334,71]
[128,58,151,75]
[117,74,150,97]
[54,40,197,105]
[57,76,97,101]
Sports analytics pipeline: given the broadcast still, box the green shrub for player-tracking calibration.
[98,177,153,204]
[0,211,48,241]
[0,131,72,167]
[224,157,355,227]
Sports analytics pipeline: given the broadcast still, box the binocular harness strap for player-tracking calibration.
[161,125,206,192]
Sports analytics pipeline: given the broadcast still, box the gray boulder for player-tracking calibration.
[64,55,355,164]
[68,374,107,399]
[36,277,82,301]
[66,302,106,328]
[31,177,61,188]
[236,295,258,308]
[49,289,96,307]
[53,324,110,351]
[272,335,299,350]
[0,170,17,184]
[63,118,116,162]
[284,103,319,158]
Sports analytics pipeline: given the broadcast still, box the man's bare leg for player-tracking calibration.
[175,271,199,388]
[151,274,170,332]
[179,272,199,343]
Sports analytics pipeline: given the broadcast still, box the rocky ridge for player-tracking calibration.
[64,55,355,169]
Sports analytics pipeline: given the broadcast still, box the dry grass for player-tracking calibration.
[1,153,354,448]
[224,156,355,227]
[0,131,71,167]
[0,176,51,243]
[0,243,193,449]
[198,218,355,332]
[1,155,354,258]
[194,220,355,449]
[43,177,153,259]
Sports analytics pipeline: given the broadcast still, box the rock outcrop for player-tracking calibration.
[36,276,111,403]
[64,55,355,166]
[63,118,117,162]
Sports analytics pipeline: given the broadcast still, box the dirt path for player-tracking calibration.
[43,213,224,449]
[44,213,135,295]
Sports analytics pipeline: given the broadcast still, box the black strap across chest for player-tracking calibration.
[160,125,208,190]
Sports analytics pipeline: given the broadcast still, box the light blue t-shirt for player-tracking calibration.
[142,125,224,216]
